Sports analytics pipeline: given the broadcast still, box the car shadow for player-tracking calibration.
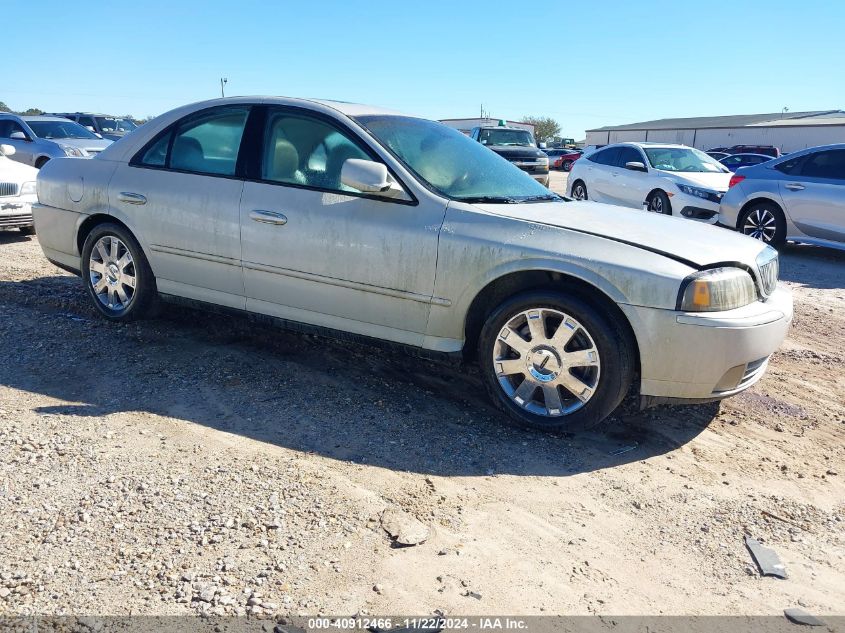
[778,243,845,290]
[0,275,718,477]
[0,230,34,244]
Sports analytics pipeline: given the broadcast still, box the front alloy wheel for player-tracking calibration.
[571,181,588,200]
[479,291,635,432]
[493,308,600,417]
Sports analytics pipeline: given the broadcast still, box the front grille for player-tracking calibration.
[0,182,18,197]
[757,253,779,298]
[0,213,33,227]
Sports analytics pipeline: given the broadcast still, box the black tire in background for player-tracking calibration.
[562,159,573,171]
[19,226,35,236]
[80,222,158,322]
[647,190,672,216]
[739,202,787,247]
[34,157,50,169]
[478,290,636,433]
[571,180,588,200]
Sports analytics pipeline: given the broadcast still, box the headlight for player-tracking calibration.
[19,181,36,196]
[60,144,86,157]
[679,267,757,312]
[677,183,716,200]
[537,156,549,166]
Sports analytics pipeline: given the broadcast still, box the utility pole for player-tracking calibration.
[220,78,228,98]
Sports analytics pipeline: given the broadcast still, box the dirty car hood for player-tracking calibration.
[474,199,768,268]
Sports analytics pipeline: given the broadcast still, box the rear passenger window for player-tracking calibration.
[799,150,845,180]
[171,107,249,176]
[139,134,169,167]
[589,148,619,166]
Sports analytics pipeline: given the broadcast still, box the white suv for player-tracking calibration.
[567,142,732,224]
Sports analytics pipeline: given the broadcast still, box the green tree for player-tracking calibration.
[0,102,11,113]
[21,107,44,115]
[522,115,561,143]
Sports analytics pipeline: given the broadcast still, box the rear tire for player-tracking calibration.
[478,290,635,433]
[647,190,672,215]
[562,160,573,172]
[19,226,35,236]
[739,202,786,247]
[81,223,157,322]
[571,180,588,200]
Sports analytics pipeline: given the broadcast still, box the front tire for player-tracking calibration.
[571,180,588,200]
[739,202,786,247]
[35,157,50,169]
[81,223,157,321]
[19,226,35,236]
[478,290,635,432]
[647,190,672,215]
[562,160,573,172]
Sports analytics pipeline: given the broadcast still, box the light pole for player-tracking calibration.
[220,78,228,98]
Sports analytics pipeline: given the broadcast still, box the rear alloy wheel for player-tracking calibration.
[562,159,573,172]
[571,181,588,200]
[647,190,672,215]
[479,291,635,432]
[740,203,786,247]
[81,223,157,321]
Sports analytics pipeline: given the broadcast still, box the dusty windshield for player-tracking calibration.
[478,128,536,147]
[356,115,557,202]
[644,147,729,173]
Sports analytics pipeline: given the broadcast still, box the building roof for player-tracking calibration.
[588,110,845,132]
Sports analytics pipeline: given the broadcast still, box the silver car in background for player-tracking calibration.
[719,144,845,249]
[0,114,113,168]
[50,112,139,141]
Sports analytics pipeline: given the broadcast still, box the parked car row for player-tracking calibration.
[0,114,113,168]
[29,96,792,433]
[567,141,845,251]
[0,143,38,234]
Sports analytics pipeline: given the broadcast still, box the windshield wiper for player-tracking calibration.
[521,194,563,202]
[458,195,520,204]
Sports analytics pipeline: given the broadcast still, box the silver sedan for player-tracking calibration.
[33,96,792,432]
[719,144,845,249]
[0,114,113,168]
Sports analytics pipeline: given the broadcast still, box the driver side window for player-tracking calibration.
[261,111,371,193]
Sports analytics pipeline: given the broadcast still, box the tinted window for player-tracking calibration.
[169,107,249,176]
[589,147,620,166]
[139,133,169,167]
[775,155,805,175]
[78,116,95,128]
[0,119,27,138]
[616,147,644,167]
[261,110,370,192]
[799,150,845,180]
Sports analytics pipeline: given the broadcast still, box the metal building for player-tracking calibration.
[586,110,845,153]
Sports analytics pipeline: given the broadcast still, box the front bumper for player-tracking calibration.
[620,285,793,401]
[669,192,721,224]
[0,198,35,228]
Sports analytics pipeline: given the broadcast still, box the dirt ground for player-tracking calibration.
[0,221,843,618]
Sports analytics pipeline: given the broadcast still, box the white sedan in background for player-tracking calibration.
[0,144,38,235]
[568,142,732,224]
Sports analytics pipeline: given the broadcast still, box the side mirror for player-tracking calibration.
[10,131,29,141]
[625,161,647,172]
[340,158,408,201]
[0,144,15,156]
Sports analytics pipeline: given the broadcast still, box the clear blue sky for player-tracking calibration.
[4,0,843,139]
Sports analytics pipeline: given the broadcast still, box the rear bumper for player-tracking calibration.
[621,285,793,400]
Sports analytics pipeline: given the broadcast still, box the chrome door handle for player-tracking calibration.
[249,210,288,225]
[785,183,805,191]
[118,192,147,205]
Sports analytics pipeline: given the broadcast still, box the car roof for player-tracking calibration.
[606,141,691,150]
[21,115,79,122]
[725,153,773,158]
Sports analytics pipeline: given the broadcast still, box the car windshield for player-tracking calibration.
[27,120,99,140]
[644,147,729,173]
[478,128,536,147]
[95,117,137,132]
[356,115,557,202]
